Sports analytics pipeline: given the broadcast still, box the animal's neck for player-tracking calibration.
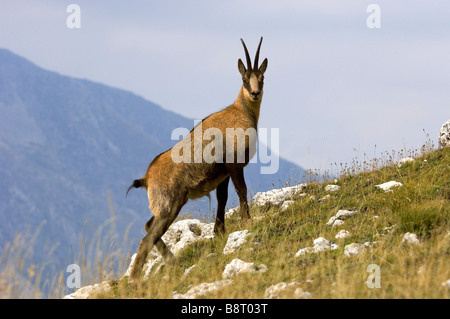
[235,86,262,127]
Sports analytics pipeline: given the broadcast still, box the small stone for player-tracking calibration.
[264,282,299,299]
[223,230,250,254]
[253,184,307,206]
[402,232,420,245]
[325,184,340,192]
[313,237,331,252]
[280,200,295,211]
[417,266,424,275]
[344,243,365,257]
[332,219,345,227]
[294,247,313,257]
[438,119,450,148]
[335,230,350,239]
[173,280,232,299]
[222,258,267,279]
[375,181,403,192]
[294,288,312,299]
[398,157,414,167]
[184,264,196,277]
[63,281,111,299]
[318,194,331,203]
[363,241,376,247]
[326,210,359,226]
[295,236,338,256]
[225,207,239,218]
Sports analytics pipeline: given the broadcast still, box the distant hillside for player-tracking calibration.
[0,48,303,294]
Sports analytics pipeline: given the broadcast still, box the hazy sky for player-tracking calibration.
[1,1,449,173]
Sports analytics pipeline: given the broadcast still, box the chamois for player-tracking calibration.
[127,37,268,281]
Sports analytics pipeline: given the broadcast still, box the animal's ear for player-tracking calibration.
[238,59,247,76]
[259,58,268,74]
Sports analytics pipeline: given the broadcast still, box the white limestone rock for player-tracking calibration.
[280,200,295,211]
[184,264,197,277]
[398,157,414,167]
[439,119,450,148]
[375,181,403,192]
[295,237,337,257]
[161,219,215,254]
[325,184,340,192]
[294,247,313,257]
[63,281,111,299]
[335,230,350,239]
[264,281,299,299]
[402,232,420,245]
[225,206,239,218]
[253,184,307,206]
[222,258,268,279]
[173,280,233,299]
[126,219,215,278]
[294,288,312,299]
[313,237,331,252]
[223,230,250,255]
[441,279,450,289]
[331,219,345,227]
[264,281,311,299]
[344,243,365,257]
[326,210,359,226]
[318,194,331,203]
[364,241,376,247]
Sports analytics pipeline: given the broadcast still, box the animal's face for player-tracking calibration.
[239,67,267,102]
[238,37,268,102]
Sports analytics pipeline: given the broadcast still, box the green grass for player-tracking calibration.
[2,146,448,299]
[97,146,449,299]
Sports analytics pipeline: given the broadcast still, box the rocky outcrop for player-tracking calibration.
[222,258,268,279]
[223,230,250,255]
[63,281,111,299]
[173,280,232,299]
[439,119,450,148]
[125,219,215,280]
[295,237,338,257]
[402,232,420,245]
[326,210,360,227]
[252,184,307,206]
[264,281,311,299]
[375,181,403,192]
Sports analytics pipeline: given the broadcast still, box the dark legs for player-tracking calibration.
[214,165,251,236]
[129,201,185,282]
[214,176,230,235]
[145,217,175,264]
[226,165,251,220]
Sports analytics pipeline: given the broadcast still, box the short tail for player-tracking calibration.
[126,178,147,197]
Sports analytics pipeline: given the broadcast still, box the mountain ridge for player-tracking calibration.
[0,47,304,295]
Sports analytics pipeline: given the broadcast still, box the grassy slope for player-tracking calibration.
[101,147,449,298]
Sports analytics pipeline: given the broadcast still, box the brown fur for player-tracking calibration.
[127,37,268,282]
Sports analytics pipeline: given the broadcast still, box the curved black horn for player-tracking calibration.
[253,37,263,70]
[240,38,252,70]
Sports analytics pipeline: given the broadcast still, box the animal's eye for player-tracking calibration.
[242,77,247,82]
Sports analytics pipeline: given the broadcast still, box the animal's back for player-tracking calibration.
[146,103,255,199]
